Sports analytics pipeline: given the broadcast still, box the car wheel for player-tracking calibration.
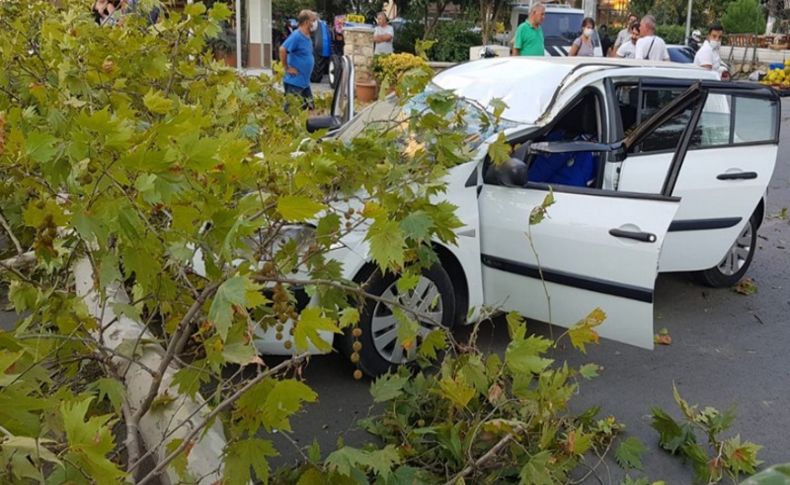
[328,55,342,89]
[341,264,456,377]
[697,216,757,288]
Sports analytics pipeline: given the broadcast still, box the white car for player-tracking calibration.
[289,57,781,376]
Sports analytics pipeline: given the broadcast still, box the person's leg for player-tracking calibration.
[301,86,314,110]
[284,83,301,112]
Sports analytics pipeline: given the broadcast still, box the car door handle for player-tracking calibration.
[717,171,758,180]
[609,228,657,243]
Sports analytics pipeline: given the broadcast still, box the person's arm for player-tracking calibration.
[695,47,713,69]
[373,27,393,42]
[569,38,580,56]
[615,43,627,58]
[511,27,521,56]
[279,40,298,75]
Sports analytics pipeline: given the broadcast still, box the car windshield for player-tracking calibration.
[337,85,518,150]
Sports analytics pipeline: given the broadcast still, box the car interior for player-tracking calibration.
[485,90,605,189]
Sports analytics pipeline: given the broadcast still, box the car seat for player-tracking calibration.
[527,130,597,187]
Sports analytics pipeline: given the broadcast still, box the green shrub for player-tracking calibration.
[722,0,767,34]
[393,19,425,54]
[656,24,687,45]
[428,21,482,62]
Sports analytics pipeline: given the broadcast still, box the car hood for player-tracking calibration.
[432,58,574,125]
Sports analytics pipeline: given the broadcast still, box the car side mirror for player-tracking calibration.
[530,140,626,162]
[484,157,529,187]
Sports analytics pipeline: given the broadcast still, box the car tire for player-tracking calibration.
[310,56,328,84]
[328,55,342,89]
[340,264,456,378]
[697,215,758,288]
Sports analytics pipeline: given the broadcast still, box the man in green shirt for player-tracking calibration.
[511,3,546,56]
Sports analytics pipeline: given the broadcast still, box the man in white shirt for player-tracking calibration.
[616,21,641,59]
[694,23,726,75]
[634,15,670,61]
[610,13,638,56]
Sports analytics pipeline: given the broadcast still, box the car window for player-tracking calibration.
[634,104,694,153]
[616,85,691,153]
[690,94,731,148]
[733,96,777,143]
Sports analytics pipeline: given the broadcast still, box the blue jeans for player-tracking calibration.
[284,83,314,111]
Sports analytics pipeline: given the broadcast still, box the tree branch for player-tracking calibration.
[444,431,517,485]
[0,210,23,255]
[131,281,221,426]
[135,353,309,485]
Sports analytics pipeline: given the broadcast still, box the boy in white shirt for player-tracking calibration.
[616,22,641,59]
[694,23,726,75]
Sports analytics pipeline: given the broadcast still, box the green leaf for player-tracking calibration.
[325,445,401,481]
[723,435,763,475]
[740,464,790,485]
[1,436,63,469]
[519,450,555,485]
[93,378,125,413]
[143,89,174,114]
[260,379,318,432]
[579,363,601,380]
[8,281,39,313]
[487,132,511,165]
[172,367,210,399]
[615,437,647,471]
[60,397,124,485]
[208,276,247,340]
[25,132,58,163]
[224,438,278,484]
[307,438,321,463]
[650,407,695,454]
[184,1,207,15]
[489,98,508,121]
[370,373,409,403]
[209,1,233,21]
[568,308,605,354]
[277,196,326,222]
[165,439,190,481]
[505,335,553,375]
[418,329,446,360]
[294,307,341,352]
[366,219,406,272]
[438,375,476,409]
[400,211,434,241]
[396,271,421,293]
[506,311,526,340]
[338,307,360,329]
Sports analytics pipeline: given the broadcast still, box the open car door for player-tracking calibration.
[478,85,707,349]
[306,55,355,134]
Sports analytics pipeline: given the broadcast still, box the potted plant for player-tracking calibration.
[372,53,431,98]
[207,22,237,66]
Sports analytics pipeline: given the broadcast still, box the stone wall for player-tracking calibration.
[343,25,375,83]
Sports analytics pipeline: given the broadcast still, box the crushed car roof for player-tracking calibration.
[431,57,710,125]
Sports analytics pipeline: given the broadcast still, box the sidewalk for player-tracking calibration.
[243,67,333,95]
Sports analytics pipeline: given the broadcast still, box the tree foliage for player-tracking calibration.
[723,0,767,34]
[0,0,471,482]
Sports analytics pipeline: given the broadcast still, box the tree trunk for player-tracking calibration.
[73,257,228,485]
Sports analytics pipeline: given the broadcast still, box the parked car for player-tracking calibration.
[291,57,780,376]
[510,3,603,57]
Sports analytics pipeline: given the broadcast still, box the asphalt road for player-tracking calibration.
[266,102,790,482]
[1,101,788,484]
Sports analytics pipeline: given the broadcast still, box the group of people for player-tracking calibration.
[512,4,726,75]
[92,0,159,26]
[279,10,394,110]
